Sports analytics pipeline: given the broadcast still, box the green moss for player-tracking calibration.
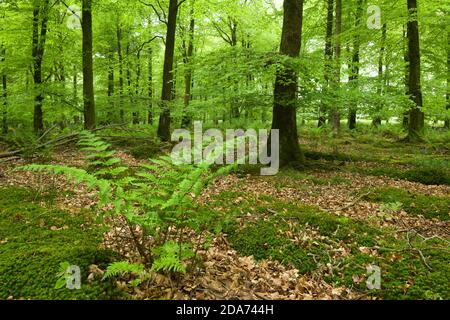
[363,167,450,186]
[0,187,120,300]
[364,187,449,221]
[219,194,380,273]
[211,191,449,300]
[226,219,322,274]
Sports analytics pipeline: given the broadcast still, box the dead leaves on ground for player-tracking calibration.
[1,147,448,300]
[203,172,449,238]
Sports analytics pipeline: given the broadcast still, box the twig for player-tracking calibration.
[407,231,433,271]
[37,124,58,143]
[332,191,372,212]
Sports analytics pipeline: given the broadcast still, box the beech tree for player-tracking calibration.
[318,0,334,128]
[82,0,96,130]
[1,44,6,134]
[406,0,424,140]
[157,0,184,141]
[271,0,305,166]
[31,0,50,134]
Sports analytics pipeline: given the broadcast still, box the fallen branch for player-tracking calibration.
[407,231,433,271]
[331,191,372,212]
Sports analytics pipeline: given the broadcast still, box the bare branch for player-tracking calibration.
[138,0,167,25]
[177,0,187,8]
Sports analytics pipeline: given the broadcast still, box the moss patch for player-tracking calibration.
[364,187,449,221]
[0,187,120,300]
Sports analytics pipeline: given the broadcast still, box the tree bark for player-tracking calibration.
[148,47,153,125]
[117,24,125,123]
[445,31,450,129]
[32,0,50,135]
[1,45,6,134]
[330,0,342,134]
[82,0,96,130]
[133,49,142,125]
[157,0,181,141]
[373,23,387,127]
[348,0,363,130]
[319,0,334,128]
[406,0,424,140]
[182,3,195,128]
[271,0,305,166]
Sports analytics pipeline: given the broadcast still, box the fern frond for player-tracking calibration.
[103,261,145,280]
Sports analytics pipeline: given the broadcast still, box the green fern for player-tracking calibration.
[19,131,237,285]
[77,130,125,179]
[151,241,194,274]
[102,261,146,280]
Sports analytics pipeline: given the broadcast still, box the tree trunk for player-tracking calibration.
[106,52,115,125]
[402,25,409,127]
[373,23,387,127]
[182,4,195,128]
[133,50,142,125]
[2,72,6,134]
[271,0,305,166]
[117,24,125,123]
[319,0,334,128]
[348,0,362,130]
[330,0,342,134]
[157,0,181,141]
[32,0,50,135]
[445,31,450,129]
[82,0,96,130]
[406,0,424,140]
[1,45,7,134]
[148,48,153,125]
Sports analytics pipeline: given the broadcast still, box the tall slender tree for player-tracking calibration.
[373,23,387,127]
[157,0,183,141]
[445,31,450,129]
[1,45,7,134]
[117,23,125,122]
[348,0,363,130]
[406,0,424,140]
[82,0,96,130]
[319,0,334,128]
[32,0,50,134]
[271,0,305,166]
[148,47,154,125]
[330,0,342,134]
[181,1,195,128]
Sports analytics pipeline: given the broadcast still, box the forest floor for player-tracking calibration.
[0,127,449,300]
